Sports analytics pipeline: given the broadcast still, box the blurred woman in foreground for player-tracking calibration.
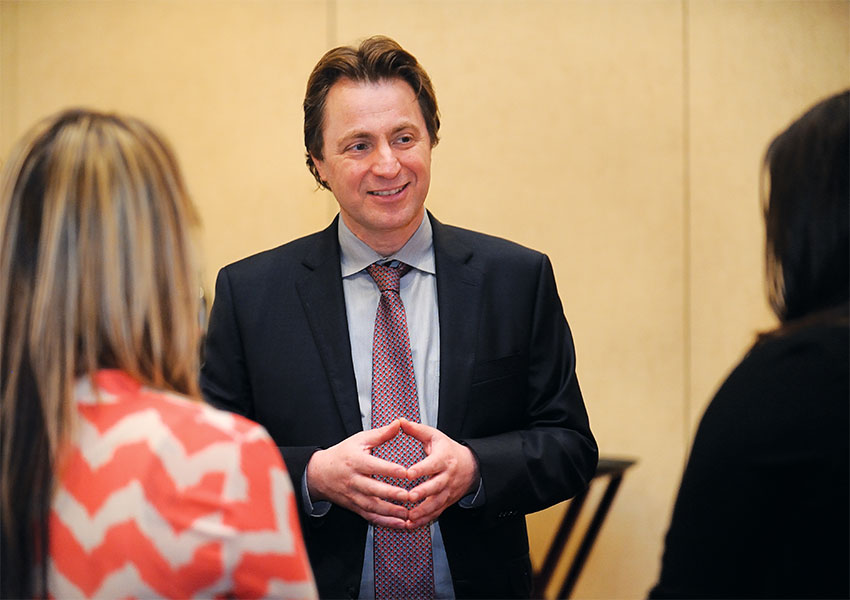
[651,90,849,598]
[0,109,317,599]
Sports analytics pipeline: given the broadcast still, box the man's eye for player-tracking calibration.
[397,135,413,144]
[349,143,368,152]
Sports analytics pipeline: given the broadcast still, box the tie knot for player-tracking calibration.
[366,261,411,293]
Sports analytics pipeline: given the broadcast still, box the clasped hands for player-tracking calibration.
[306,419,479,530]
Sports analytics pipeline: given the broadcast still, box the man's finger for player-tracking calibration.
[356,472,411,504]
[361,419,404,447]
[406,475,444,504]
[361,453,410,480]
[398,418,435,443]
[368,513,409,530]
[405,495,448,529]
[353,492,410,519]
[406,453,443,481]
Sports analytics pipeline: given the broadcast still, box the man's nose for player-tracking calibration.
[371,142,401,178]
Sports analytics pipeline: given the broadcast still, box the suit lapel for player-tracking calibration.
[293,214,483,439]
[431,214,483,438]
[295,217,363,437]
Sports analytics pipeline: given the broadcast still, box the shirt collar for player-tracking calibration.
[338,212,435,277]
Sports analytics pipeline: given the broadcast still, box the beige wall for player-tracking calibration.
[1,1,847,597]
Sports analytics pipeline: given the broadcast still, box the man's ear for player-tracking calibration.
[310,153,327,181]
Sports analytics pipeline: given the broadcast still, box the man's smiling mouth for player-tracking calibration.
[369,183,408,196]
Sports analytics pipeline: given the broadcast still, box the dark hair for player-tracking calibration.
[762,89,849,326]
[303,35,440,189]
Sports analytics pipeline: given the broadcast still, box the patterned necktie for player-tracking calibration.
[367,261,434,600]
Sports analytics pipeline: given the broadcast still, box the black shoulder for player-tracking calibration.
[218,223,337,283]
[701,322,849,451]
[432,220,548,273]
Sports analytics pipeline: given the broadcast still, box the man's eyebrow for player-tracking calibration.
[390,121,421,135]
[335,130,373,148]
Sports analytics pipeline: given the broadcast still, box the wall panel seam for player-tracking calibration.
[682,0,692,458]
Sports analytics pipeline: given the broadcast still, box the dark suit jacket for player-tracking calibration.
[201,213,598,599]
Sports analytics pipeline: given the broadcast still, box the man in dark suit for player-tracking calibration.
[201,35,597,599]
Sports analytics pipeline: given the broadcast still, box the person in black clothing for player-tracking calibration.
[650,89,849,598]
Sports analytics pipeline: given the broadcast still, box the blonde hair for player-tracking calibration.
[0,109,201,596]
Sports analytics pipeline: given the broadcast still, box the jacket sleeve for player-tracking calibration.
[200,267,321,505]
[201,268,253,418]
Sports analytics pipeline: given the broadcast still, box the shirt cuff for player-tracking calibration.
[301,469,331,517]
[458,476,485,508]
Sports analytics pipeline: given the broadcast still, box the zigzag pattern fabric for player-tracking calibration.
[366,262,434,600]
[47,369,317,599]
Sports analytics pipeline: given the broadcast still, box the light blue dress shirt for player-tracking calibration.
[303,214,484,598]
[337,215,455,600]
[338,215,441,433]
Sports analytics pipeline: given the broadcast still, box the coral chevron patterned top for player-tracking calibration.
[47,370,317,599]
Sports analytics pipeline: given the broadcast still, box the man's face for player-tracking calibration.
[312,77,432,255]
